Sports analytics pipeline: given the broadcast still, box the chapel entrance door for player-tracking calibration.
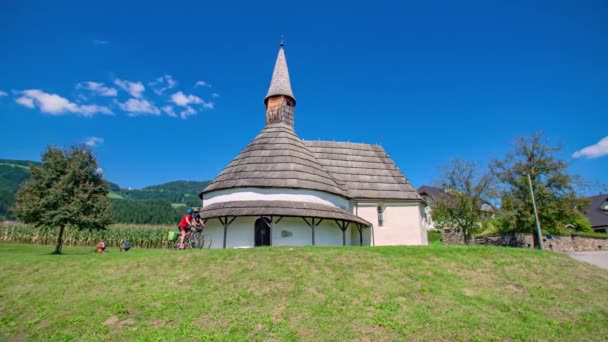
[254,217,271,246]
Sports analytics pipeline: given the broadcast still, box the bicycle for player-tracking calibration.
[168,226,212,249]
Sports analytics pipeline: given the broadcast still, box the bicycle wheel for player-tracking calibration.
[201,234,212,249]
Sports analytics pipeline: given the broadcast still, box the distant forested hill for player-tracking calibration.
[0,158,211,223]
[0,160,38,220]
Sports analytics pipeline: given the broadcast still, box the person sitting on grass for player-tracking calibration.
[120,240,131,252]
[177,208,194,249]
[96,240,106,254]
[192,209,206,232]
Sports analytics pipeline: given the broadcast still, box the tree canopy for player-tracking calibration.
[433,158,494,244]
[491,133,591,238]
[13,146,112,253]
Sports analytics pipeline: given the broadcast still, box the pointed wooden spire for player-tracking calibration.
[264,43,295,105]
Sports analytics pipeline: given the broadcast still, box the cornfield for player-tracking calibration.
[0,223,176,249]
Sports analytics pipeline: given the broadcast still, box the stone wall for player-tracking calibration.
[440,229,607,252]
[543,235,608,252]
[441,229,465,245]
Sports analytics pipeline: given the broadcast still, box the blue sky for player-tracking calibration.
[0,0,606,193]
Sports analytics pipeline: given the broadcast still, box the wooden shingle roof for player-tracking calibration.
[304,141,421,200]
[264,44,295,105]
[203,124,346,197]
[200,200,371,226]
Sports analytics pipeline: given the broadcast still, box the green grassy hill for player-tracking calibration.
[1,244,607,341]
[0,158,210,223]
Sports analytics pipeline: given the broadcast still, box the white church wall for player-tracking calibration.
[315,220,348,246]
[203,187,350,210]
[203,216,354,248]
[354,201,427,246]
[201,220,226,249]
[271,217,314,246]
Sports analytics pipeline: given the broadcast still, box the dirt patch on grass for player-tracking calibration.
[103,316,119,326]
[117,318,135,331]
[272,305,285,323]
[196,313,230,329]
[102,315,135,332]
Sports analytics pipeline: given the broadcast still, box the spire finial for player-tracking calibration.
[280,35,284,47]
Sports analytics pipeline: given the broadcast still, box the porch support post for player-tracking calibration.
[219,216,237,249]
[302,217,323,246]
[269,216,273,246]
[334,220,350,246]
[357,223,363,246]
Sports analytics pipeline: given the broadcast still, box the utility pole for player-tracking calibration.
[526,172,544,250]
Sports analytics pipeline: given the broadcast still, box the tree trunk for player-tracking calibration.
[53,224,65,254]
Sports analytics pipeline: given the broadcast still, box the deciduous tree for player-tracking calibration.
[13,146,112,254]
[491,133,591,245]
[433,159,494,244]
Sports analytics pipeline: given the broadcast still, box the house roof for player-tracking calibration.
[417,185,448,201]
[203,124,347,197]
[584,194,608,228]
[264,44,295,105]
[304,141,421,200]
[200,200,371,226]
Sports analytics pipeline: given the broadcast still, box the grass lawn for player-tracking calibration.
[1,244,607,341]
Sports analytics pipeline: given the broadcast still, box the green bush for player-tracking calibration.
[427,230,442,243]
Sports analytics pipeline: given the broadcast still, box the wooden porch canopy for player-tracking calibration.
[199,200,371,248]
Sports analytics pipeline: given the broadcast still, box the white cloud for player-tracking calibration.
[93,40,109,46]
[573,136,608,159]
[171,91,203,107]
[15,89,112,116]
[180,106,197,120]
[194,80,211,88]
[211,92,220,98]
[162,105,177,117]
[202,102,214,110]
[114,79,145,98]
[118,98,160,116]
[85,136,104,147]
[150,75,177,95]
[77,82,117,97]
[0,90,7,97]
[15,96,34,108]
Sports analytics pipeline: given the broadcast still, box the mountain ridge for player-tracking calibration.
[0,158,211,223]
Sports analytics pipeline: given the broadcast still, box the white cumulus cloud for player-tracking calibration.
[180,106,197,120]
[15,96,34,108]
[15,89,112,116]
[171,91,203,107]
[114,79,145,98]
[211,92,220,98]
[150,75,177,95]
[573,136,608,159]
[194,80,211,88]
[77,82,117,97]
[85,136,104,147]
[162,105,177,118]
[118,98,160,116]
[0,90,7,97]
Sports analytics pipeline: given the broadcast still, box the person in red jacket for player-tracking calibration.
[177,208,194,249]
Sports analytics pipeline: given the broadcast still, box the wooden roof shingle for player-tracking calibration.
[304,141,421,200]
[203,124,346,197]
[200,200,371,226]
